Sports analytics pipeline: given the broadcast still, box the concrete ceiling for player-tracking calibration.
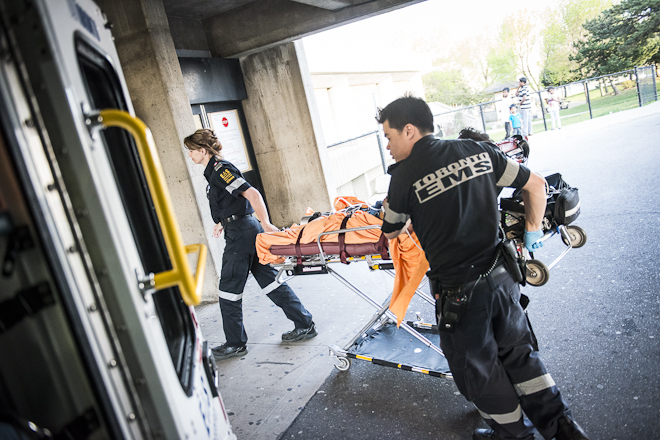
[162,0,256,20]
[163,0,375,20]
[164,0,427,58]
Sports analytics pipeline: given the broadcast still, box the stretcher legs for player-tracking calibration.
[327,267,444,358]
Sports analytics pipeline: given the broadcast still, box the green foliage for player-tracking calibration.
[540,0,614,86]
[422,70,484,106]
[619,79,636,89]
[500,10,541,89]
[573,0,660,75]
[487,46,518,85]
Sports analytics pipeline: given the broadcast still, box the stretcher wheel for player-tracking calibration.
[563,225,587,248]
[526,259,549,286]
[334,357,351,371]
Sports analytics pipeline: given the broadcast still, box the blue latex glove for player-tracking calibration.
[524,229,544,252]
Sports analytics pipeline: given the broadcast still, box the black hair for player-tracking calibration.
[503,87,510,92]
[376,93,434,134]
[457,127,491,142]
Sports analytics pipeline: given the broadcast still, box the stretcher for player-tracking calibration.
[500,173,587,286]
[256,200,452,379]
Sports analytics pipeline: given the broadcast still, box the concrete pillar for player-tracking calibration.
[239,41,334,226]
[95,0,219,302]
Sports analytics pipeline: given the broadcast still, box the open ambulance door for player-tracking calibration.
[0,0,235,438]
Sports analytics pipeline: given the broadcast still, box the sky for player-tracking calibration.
[303,0,559,72]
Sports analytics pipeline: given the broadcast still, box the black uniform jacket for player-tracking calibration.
[204,157,254,224]
[382,136,530,284]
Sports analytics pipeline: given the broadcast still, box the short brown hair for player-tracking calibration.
[183,129,222,158]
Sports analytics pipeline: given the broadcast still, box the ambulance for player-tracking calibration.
[0,0,235,438]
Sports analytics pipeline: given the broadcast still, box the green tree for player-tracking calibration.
[573,0,660,75]
[500,10,541,90]
[540,0,614,86]
[423,69,483,106]
[487,45,518,86]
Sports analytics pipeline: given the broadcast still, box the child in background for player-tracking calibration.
[509,104,522,136]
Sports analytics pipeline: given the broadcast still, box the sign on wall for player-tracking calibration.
[208,109,252,172]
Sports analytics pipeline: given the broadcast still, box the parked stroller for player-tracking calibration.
[500,173,586,286]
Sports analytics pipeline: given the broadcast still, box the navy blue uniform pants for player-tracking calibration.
[437,269,571,440]
[218,216,313,347]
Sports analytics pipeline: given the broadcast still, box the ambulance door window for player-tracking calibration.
[75,35,194,395]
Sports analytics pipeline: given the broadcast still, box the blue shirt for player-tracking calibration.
[509,113,522,128]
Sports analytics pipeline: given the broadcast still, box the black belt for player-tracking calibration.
[220,213,253,226]
[436,261,509,294]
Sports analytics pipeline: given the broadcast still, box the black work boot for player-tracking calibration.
[473,428,501,439]
[282,322,318,342]
[211,343,248,360]
[555,416,589,440]
[473,428,535,440]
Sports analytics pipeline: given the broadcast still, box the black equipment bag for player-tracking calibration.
[545,173,580,225]
[507,172,580,227]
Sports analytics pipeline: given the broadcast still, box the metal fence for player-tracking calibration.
[323,66,658,200]
[432,65,658,141]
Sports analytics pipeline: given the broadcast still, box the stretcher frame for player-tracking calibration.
[271,225,452,379]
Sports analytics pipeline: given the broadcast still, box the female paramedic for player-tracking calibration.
[184,129,317,360]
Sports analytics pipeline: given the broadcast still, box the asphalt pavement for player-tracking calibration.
[196,101,660,440]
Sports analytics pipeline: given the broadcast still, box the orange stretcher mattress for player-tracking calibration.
[256,210,386,265]
[256,203,430,326]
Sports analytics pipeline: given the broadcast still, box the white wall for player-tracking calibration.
[310,70,425,202]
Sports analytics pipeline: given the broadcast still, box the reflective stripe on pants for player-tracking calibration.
[438,270,570,439]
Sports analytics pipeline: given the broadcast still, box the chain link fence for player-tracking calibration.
[322,66,658,201]
[433,65,658,141]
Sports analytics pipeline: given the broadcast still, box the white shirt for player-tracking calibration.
[499,95,514,121]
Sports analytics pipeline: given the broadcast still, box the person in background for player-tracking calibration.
[184,129,317,360]
[499,87,514,139]
[377,94,589,440]
[509,104,523,136]
[545,86,562,130]
[517,77,533,137]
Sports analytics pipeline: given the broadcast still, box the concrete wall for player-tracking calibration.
[309,70,424,201]
[239,42,334,225]
[96,0,219,302]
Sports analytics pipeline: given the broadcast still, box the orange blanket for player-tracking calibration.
[255,210,383,265]
[389,232,429,326]
[255,203,429,326]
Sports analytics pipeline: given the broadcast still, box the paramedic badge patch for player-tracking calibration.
[220,168,235,184]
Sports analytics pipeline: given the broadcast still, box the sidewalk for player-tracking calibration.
[195,261,395,440]
[196,99,660,440]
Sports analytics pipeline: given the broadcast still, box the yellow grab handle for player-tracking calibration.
[98,109,205,306]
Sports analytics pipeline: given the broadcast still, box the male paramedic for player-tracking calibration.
[377,95,589,440]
